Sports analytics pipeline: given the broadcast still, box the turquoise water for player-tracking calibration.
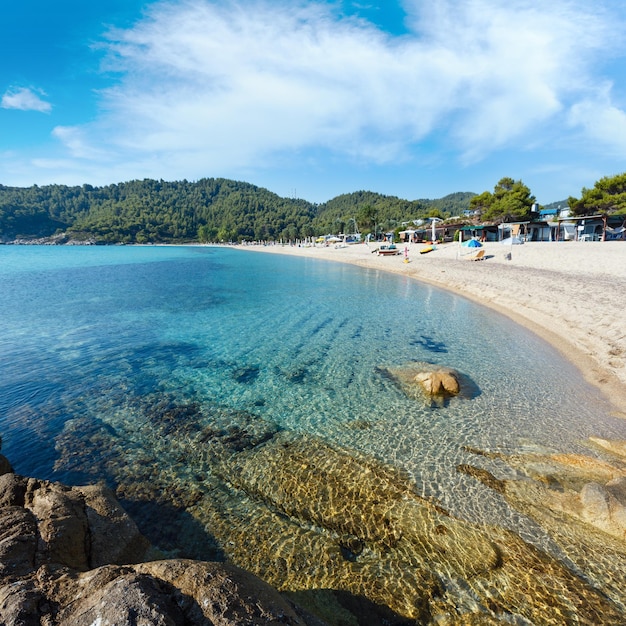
[2,244,624,495]
[2,245,626,613]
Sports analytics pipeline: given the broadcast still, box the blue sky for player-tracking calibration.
[2,1,626,204]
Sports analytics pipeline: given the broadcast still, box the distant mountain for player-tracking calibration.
[417,191,477,216]
[0,178,476,244]
[313,190,476,234]
[541,199,569,212]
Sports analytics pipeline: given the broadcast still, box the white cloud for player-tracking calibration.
[52,126,109,160]
[1,87,52,113]
[47,0,626,181]
[568,85,626,158]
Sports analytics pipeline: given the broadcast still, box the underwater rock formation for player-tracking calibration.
[459,439,626,612]
[51,396,626,624]
[212,432,625,624]
[459,443,626,541]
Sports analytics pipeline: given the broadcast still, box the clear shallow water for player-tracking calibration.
[2,245,626,618]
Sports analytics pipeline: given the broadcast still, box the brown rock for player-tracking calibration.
[26,479,90,571]
[414,368,461,396]
[0,472,28,508]
[78,484,151,568]
[135,560,309,625]
[549,453,624,483]
[0,507,37,578]
[379,362,469,403]
[580,481,626,541]
[588,437,626,459]
[0,579,44,626]
[0,466,316,626]
[10,477,151,572]
[54,570,185,626]
[4,560,312,626]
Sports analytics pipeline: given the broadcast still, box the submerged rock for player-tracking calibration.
[459,441,626,610]
[589,436,626,459]
[51,397,626,624]
[211,432,625,624]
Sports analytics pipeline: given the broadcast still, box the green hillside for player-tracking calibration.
[0,178,476,244]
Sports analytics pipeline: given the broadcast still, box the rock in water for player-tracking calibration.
[379,362,473,404]
[414,368,461,396]
[459,443,626,614]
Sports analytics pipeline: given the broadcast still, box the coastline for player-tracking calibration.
[236,240,626,416]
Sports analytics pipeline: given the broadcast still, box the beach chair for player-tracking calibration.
[466,249,485,261]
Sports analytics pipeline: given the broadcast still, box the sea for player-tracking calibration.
[2,244,625,615]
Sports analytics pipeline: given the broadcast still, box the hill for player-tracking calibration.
[0,178,476,244]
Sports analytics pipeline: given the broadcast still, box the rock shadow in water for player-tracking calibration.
[121,498,226,562]
[232,364,261,384]
[409,334,448,354]
[286,589,415,626]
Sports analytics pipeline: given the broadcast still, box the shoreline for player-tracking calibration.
[236,240,626,417]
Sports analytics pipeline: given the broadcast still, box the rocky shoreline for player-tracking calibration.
[1,233,96,246]
[0,451,323,626]
[6,386,626,625]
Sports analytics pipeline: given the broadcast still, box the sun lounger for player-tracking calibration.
[466,249,485,261]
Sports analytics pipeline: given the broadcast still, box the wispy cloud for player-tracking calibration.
[1,87,52,113]
[51,0,626,182]
[52,126,109,160]
[568,83,626,158]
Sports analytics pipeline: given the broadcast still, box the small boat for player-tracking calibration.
[377,244,399,256]
[420,245,435,254]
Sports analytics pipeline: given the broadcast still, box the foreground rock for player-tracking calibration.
[0,453,313,626]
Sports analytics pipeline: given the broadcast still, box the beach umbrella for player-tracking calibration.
[462,239,482,248]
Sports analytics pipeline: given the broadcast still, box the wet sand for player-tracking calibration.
[237,240,626,415]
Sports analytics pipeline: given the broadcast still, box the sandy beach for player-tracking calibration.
[238,240,626,415]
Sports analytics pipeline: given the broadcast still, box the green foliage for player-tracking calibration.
[0,179,477,244]
[470,177,536,222]
[568,172,626,216]
[0,183,90,239]
[420,191,476,216]
[313,191,475,236]
[0,178,319,244]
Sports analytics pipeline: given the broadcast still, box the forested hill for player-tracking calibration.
[0,178,475,244]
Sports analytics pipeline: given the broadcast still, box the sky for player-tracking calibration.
[1,0,626,205]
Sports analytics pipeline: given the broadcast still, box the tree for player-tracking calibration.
[568,172,626,216]
[470,177,536,222]
[357,204,377,234]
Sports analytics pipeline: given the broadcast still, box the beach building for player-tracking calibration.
[558,214,626,241]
